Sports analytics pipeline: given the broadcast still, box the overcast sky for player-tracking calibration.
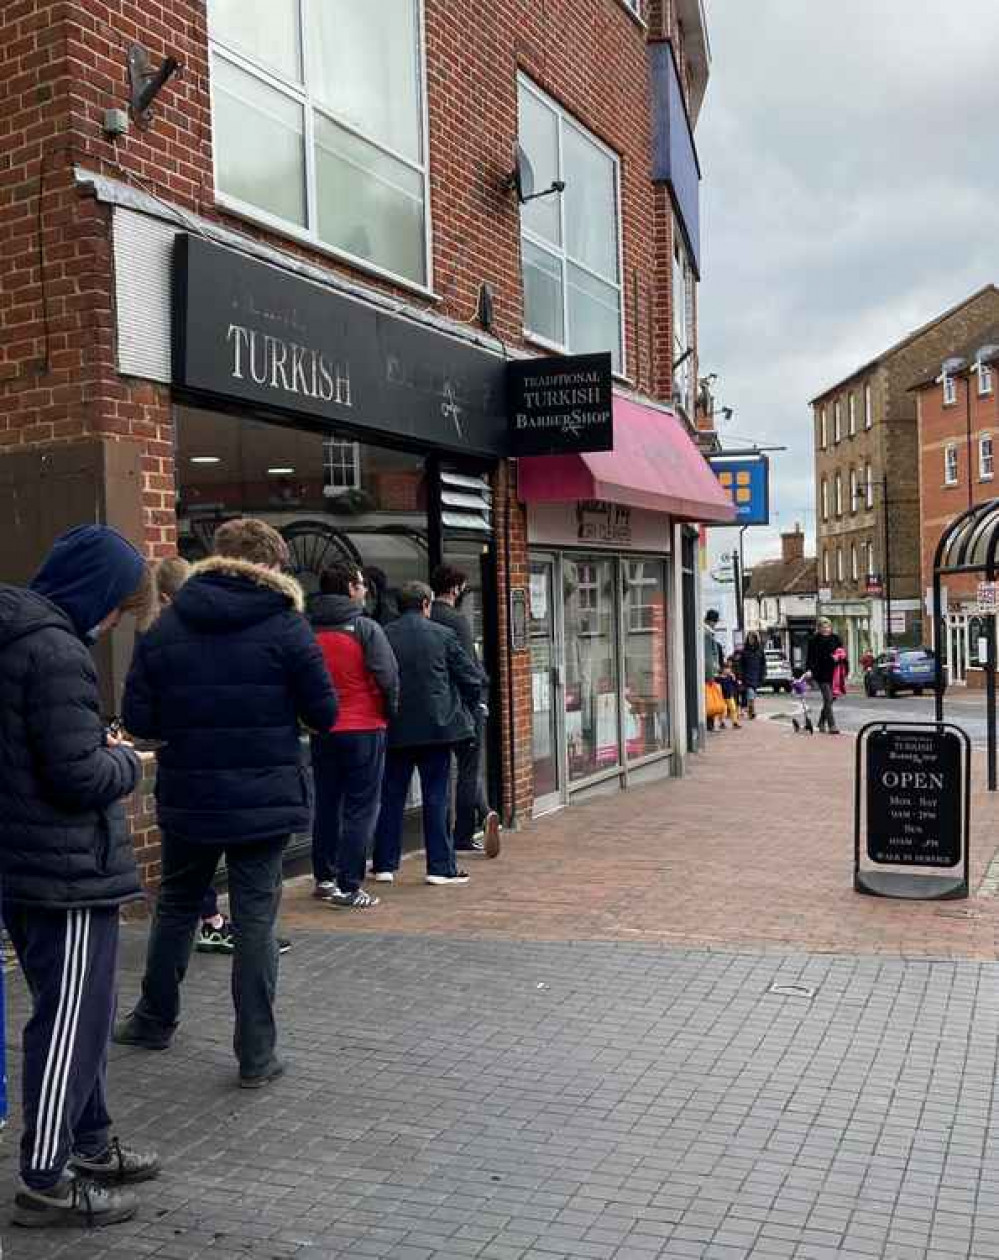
[697,0,999,566]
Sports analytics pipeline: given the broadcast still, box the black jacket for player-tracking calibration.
[123,557,338,845]
[738,644,767,690]
[431,599,489,700]
[309,593,400,716]
[806,631,845,685]
[383,612,483,748]
[0,586,142,908]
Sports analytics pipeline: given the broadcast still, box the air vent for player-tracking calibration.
[441,469,492,535]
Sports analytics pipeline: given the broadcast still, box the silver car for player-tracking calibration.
[764,649,794,693]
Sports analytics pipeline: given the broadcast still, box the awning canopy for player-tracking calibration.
[518,394,736,523]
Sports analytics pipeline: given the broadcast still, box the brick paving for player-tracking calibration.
[5,717,999,1258]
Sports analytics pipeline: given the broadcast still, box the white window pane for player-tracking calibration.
[523,239,564,345]
[307,0,421,161]
[518,89,561,247]
[564,123,617,281]
[213,57,306,226]
[567,264,621,371]
[315,113,426,284]
[209,0,301,82]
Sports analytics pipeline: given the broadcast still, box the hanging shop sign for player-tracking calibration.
[707,455,770,526]
[507,352,614,456]
[171,234,506,457]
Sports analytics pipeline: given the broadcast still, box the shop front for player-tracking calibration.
[518,394,735,814]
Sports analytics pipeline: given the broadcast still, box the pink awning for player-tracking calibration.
[518,394,736,523]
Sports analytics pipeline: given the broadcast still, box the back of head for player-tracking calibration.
[705,608,720,625]
[320,557,362,597]
[213,518,289,569]
[430,564,467,597]
[154,555,192,602]
[30,524,151,636]
[398,580,433,615]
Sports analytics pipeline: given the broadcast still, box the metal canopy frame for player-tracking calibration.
[932,496,999,789]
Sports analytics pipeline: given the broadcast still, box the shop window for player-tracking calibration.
[209,0,429,288]
[563,555,618,781]
[518,77,623,374]
[944,443,958,485]
[980,434,994,481]
[623,560,668,761]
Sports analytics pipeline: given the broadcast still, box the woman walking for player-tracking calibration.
[805,617,847,734]
[737,631,767,719]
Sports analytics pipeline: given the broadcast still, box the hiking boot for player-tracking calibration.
[239,1058,285,1090]
[328,888,379,909]
[69,1137,160,1185]
[12,1176,138,1229]
[483,811,501,859]
[113,1012,173,1051]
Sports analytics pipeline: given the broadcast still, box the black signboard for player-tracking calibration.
[865,728,962,867]
[507,352,614,457]
[172,234,507,457]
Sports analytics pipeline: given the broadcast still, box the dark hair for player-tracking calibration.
[398,580,433,613]
[320,557,363,596]
[430,564,467,597]
[363,566,387,593]
[705,608,720,624]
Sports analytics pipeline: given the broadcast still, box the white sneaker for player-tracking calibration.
[425,871,470,886]
[372,871,394,884]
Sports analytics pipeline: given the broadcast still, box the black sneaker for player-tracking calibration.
[112,1012,173,1051]
[69,1137,160,1185]
[328,888,379,909]
[425,870,470,886]
[12,1176,138,1228]
[239,1058,285,1090]
[454,838,485,853]
[196,916,234,954]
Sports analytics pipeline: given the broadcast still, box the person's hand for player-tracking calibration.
[106,731,134,750]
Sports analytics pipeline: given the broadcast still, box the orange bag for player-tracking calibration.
[704,681,725,720]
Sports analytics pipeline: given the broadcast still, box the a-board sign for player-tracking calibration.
[866,728,962,867]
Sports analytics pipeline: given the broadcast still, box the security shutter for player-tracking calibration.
[112,207,176,383]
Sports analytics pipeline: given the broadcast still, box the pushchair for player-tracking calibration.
[790,676,814,734]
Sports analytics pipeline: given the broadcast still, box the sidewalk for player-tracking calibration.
[282,713,999,960]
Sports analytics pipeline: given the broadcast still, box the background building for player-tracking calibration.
[811,285,999,671]
[744,526,816,674]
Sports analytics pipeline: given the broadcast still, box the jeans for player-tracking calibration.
[130,834,286,1077]
[311,730,387,893]
[452,709,490,847]
[372,745,457,877]
[817,682,838,731]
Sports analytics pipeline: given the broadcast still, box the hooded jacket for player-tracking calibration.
[309,593,399,732]
[383,611,483,748]
[0,526,146,908]
[123,556,338,844]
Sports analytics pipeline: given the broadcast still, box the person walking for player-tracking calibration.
[430,565,500,859]
[371,581,485,886]
[704,608,724,732]
[737,630,767,720]
[114,519,337,1088]
[309,558,399,908]
[805,616,847,735]
[0,525,159,1228]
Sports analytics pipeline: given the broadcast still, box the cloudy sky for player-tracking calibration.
[697,0,999,565]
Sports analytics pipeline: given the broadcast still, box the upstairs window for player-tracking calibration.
[518,77,623,374]
[818,407,827,450]
[980,362,994,396]
[821,478,828,521]
[849,468,858,512]
[208,0,429,288]
[836,548,843,582]
[945,443,958,485]
[823,549,830,583]
[848,392,856,436]
[943,373,957,406]
[981,435,994,481]
[834,471,843,516]
[865,462,873,508]
[833,399,842,443]
[864,382,873,428]
[851,543,858,582]
[867,542,875,576]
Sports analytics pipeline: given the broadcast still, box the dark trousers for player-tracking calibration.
[311,730,387,893]
[130,835,285,1077]
[452,709,490,848]
[372,745,456,877]
[4,903,119,1190]
[817,682,838,731]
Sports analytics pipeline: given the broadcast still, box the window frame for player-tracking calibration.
[207,0,435,297]
[864,382,873,429]
[849,467,858,514]
[834,471,843,517]
[943,373,957,407]
[836,547,843,583]
[865,462,873,509]
[944,443,959,485]
[848,392,856,436]
[851,542,858,583]
[322,436,361,492]
[833,399,842,443]
[823,549,829,583]
[866,541,875,577]
[819,407,827,450]
[980,434,994,481]
[980,361,994,397]
[820,477,828,522]
[518,74,626,376]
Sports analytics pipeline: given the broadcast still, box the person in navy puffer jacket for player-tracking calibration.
[0,525,159,1228]
[115,519,337,1089]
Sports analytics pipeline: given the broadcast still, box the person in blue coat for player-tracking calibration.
[0,525,159,1228]
[115,519,337,1088]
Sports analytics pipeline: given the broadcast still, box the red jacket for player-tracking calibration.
[310,595,399,733]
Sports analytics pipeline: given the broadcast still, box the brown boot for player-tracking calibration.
[748,700,757,720]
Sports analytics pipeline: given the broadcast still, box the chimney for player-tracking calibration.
[781,524,805,564]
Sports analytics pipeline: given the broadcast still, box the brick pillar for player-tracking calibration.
[494,460,534,824]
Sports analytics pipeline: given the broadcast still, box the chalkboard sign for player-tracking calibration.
[866,728,962,867]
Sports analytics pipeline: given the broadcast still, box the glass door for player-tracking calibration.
[529,556,562,814]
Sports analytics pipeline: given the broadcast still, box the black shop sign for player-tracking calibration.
[507,352,614,456]
[865,728,962,867]
[171,234,506,457]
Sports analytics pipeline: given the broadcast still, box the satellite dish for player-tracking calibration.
[505,144,565,204]
[942,356,966,375]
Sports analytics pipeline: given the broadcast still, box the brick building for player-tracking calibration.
[0,0,732,887]
[914,324,999,687]
[810,285,999,673]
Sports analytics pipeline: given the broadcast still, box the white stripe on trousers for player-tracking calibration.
[30,909,90,1172]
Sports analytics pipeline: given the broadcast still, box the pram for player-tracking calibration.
[790,676,814,734]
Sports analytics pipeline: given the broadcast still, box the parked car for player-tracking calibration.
[864,647,938,697]
[763,649,794,692]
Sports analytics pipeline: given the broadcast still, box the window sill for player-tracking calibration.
[980,474,994,483]
[522,329,626,378]
[214,191,442,306]
[943,480,960,488]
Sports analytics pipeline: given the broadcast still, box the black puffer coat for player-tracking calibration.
[0,587,142,908]
[123,556,338,845]
[383,612,483,748]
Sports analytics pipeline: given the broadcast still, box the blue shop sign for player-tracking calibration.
[708,455,770,526]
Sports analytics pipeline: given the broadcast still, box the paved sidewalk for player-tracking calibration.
[282,715,999,960]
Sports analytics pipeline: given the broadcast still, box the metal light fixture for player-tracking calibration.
[127,43,180,127]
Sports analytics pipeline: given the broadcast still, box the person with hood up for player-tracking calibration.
[115,519,337,1088]
[737,630,767,719]
[309,557,399,908]
[0,525,159,1228]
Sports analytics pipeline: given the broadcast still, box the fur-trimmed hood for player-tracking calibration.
[172,555,306,632]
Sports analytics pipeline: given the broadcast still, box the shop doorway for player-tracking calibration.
[529,556,562,815]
